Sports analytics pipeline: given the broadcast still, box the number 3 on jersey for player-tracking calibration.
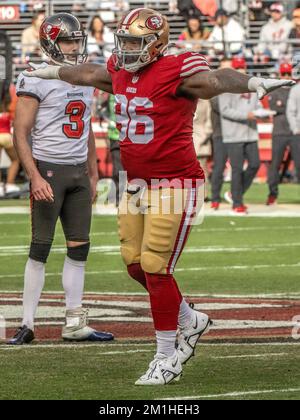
[63,100,86,139]
[115,94,154,144]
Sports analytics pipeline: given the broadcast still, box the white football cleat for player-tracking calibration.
[135,352,182,386]
[177,310,212,365]
[5,184,21,194]
[62,307,114,342]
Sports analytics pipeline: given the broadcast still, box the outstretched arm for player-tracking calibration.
[23,63,113,93]
[178,68,295,100]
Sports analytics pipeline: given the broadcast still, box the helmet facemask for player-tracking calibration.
[113,31,167,73]
[45,34,88,66]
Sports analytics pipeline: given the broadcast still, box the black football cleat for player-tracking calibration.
[7,325,35,345]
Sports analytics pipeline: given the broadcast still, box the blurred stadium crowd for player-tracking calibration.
[0,0,299,208]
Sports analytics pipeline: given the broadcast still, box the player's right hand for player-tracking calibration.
[23,62,60,80]
[31,175,54,202]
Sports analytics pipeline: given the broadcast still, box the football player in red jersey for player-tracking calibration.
[25,8,295,385]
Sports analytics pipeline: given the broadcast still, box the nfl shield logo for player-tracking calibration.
[47,171,54,178]
[132,75,139,84]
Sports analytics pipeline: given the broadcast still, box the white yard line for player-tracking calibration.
[0,262,300,281]
[0,290,300,299]
[0,346,153,355]
[0,342,299,350]
[0,243,299,257]
[2,226,300,241]
[160,388,300,400]
[1,206,300,217]
[212,352,289,360]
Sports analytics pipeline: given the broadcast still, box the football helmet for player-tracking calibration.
[39,13,87,66]
[114,8,170,73]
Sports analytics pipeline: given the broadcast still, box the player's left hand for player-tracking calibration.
[23,62,60,80]
[248,77,296,100]
[90,176,99,204]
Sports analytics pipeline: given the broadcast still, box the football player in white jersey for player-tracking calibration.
[8,13,114,344]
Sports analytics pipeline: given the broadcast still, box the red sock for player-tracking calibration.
[127,263,148,291]
[145,273,181,331]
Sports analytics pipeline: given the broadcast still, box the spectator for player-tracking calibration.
[0,85,20,198]
[193,0,217,18]
[208,9,245,56]
[249,1,270,21]
[285,78,300,189]
[217,0,239,15]
[256,3,293,60]
[28,1,44,12]
[193,99,213,197]
[288,8,300,56]
[267,63,299,205]
[87,15,114,63]
[210,57,231,210]
[178,0,202,21]
[193,0,238,18]
[218,58,262,214]
[86,0,128,11]
[21,11,45,62]
[178,16,210,51]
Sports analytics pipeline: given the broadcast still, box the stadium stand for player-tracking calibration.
[0,0,299,182]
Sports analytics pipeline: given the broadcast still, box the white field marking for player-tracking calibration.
[2,316,296,330]
[212,352,289,360]
[0,242,300,257]
[0,208,29,215]
[3,226,300,241]
[1,231,118,240]
[2,206,300,217]
[0,342,299,350]
[0,298,283,311]
[205,210,300,218]
[5,317,153,328]
[1,306,133,320]
[0,221,28,225]
[1,290,300,300]
[160,388,300,400]
[1,262,299,281]
[211,320,296,330]
[0,351,290,359]
[194,226,300,234]
[0,346,154,355]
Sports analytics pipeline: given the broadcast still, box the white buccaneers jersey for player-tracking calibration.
[16,70,94,165]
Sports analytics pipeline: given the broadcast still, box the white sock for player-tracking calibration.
[178,299,194,328]
[156,330,177,357]
[62,257,85,310]
[22,258,45,330]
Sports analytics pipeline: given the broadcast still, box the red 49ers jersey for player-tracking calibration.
[107,51,210,183]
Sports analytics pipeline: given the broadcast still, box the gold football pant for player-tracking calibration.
[118,184,205,275]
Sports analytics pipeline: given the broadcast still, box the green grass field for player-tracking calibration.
[0,344,299,400]
[0,183,300,400]
[0,213,299,295]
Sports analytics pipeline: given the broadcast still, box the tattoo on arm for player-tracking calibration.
[209,69,251,95]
